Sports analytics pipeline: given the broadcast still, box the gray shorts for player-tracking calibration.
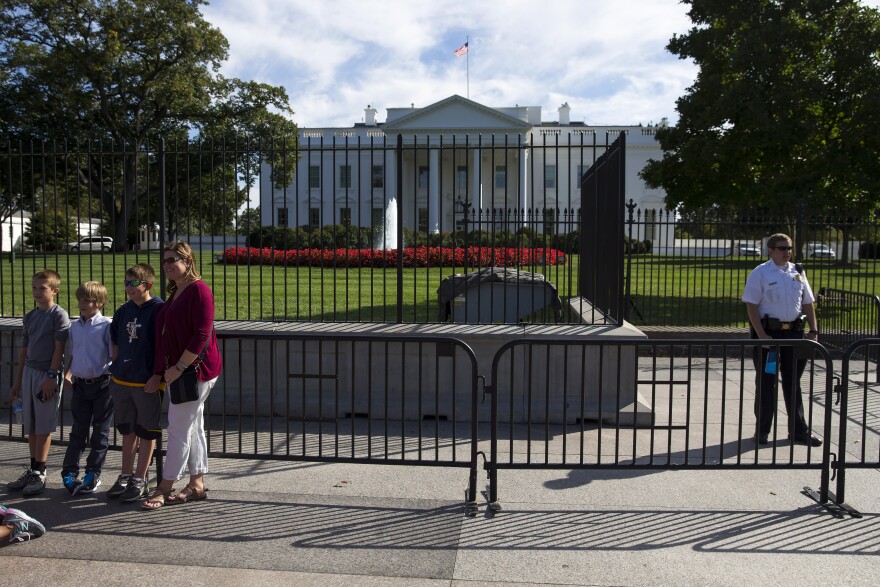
[21,365,62,435]
[109,380,163,440]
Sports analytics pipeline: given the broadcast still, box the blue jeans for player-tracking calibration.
[61,378,113,477]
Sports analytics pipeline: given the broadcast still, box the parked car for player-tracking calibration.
[67,236,113,252]
[804,242,836,259]
[735,242,761,257]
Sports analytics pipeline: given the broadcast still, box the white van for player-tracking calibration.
[804,242,835,259]
[67,236,114,252]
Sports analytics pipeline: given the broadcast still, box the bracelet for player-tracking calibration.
[176,360,188,371]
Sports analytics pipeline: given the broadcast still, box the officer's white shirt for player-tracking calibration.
[742,260,815,322]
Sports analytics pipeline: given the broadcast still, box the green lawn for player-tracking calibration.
[1,251,876,327]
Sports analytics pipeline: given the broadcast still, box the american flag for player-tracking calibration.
[454,42,468,57]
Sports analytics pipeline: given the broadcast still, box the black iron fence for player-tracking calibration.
[1,136,879,329]
[3,325,878,516]
[623,205,880,328]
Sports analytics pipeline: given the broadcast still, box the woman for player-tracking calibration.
[142,240,222,510]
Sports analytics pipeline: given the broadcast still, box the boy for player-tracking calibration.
[61,281,113,494]
[106,264,164,502]
[6,269,70,496]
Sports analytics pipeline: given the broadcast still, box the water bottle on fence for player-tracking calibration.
[765,350,777,375]
[12,397,23,424]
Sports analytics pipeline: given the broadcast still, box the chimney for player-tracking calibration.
[364,104,378,126]
[558,102,571,125]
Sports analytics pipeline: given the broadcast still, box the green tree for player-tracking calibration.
[24,207,79,252]
[641,0,880,217]
[0,0,297,249]
[236,206,262,236]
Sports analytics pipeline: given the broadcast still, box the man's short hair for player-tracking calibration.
[32,269,61,290]
[75,281,108,307]
[126,263,155,284]
[767,233,792,249]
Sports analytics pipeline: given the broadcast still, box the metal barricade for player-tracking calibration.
[818,288,880,382]
[486,338,835,510]
[834,339,880,514]
[0,325,481,510]
[209,332,481,508]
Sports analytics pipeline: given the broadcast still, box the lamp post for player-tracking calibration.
[455,195,471,231]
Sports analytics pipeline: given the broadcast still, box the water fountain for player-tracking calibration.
[375,196,399,249]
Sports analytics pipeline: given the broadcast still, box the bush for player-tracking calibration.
[624,236,652,254]
[858,242,880,259]
[222,245,568,268]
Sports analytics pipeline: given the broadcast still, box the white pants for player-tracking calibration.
[163,376,217,482]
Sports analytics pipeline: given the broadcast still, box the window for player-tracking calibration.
[308,165,321,189]
[339,165,352,189]
[456,166,468,190]
[418,208,428,232]
[418,166,429,189]
[372,207,385,228]
[308,207,320,227]
[495,165,506,189]
[340,207,352,226]
[544,165,557,189]
[277,207,288,227]
[371,165,384,188]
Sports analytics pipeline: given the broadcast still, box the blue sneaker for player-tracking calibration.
[62,472,82,495]
[2,508,46,543]
[74,471,101,495]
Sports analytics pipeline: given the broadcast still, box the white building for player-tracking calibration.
[260,95,666,239]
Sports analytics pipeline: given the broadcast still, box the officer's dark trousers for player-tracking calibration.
[752,329,811,437]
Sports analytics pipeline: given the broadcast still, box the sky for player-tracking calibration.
[201,0,701,128]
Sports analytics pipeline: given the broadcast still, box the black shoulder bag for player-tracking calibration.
[164,318,210,405]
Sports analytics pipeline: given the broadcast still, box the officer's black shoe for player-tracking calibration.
[756,433,770,446]
[790,432,822,447]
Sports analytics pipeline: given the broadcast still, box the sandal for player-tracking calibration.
[166,484,208,505]
[141,488,174,511]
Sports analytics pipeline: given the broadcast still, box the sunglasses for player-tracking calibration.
[162,255,185,266]
[124,279,148,287]
[773,246,793,251]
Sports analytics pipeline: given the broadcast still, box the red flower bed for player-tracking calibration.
[221,246,565,268]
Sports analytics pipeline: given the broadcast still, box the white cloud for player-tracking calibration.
[203,0,880,129]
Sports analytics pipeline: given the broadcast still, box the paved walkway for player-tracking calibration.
[1,437,878,586]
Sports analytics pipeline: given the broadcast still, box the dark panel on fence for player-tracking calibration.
[579,133,625,323]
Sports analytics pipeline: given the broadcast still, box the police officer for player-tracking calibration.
[742,233,822,447]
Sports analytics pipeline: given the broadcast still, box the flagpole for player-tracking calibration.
[466,35,470,99]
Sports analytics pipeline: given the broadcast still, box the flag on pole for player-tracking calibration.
[454,42,468,57]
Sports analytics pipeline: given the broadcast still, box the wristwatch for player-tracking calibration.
[47,369,59,378]
[175,360,188,371]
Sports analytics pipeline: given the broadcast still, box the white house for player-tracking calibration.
[260,95,667,240]
[0,212,30,252]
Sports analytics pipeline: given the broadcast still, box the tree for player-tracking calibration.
[641,0,880,217]
[236,206,261,236]
[24,207,78,252]
[0,0,297,249]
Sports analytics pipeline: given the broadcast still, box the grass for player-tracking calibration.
[0,251,579,323]
[1,251,876,327]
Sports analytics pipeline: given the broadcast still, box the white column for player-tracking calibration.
[471,148,481,213]
[519,148,528,229]
[386,145,397,205]
[429,148,440,234]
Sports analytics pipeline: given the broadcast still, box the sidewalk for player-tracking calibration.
[1,437,878,586]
